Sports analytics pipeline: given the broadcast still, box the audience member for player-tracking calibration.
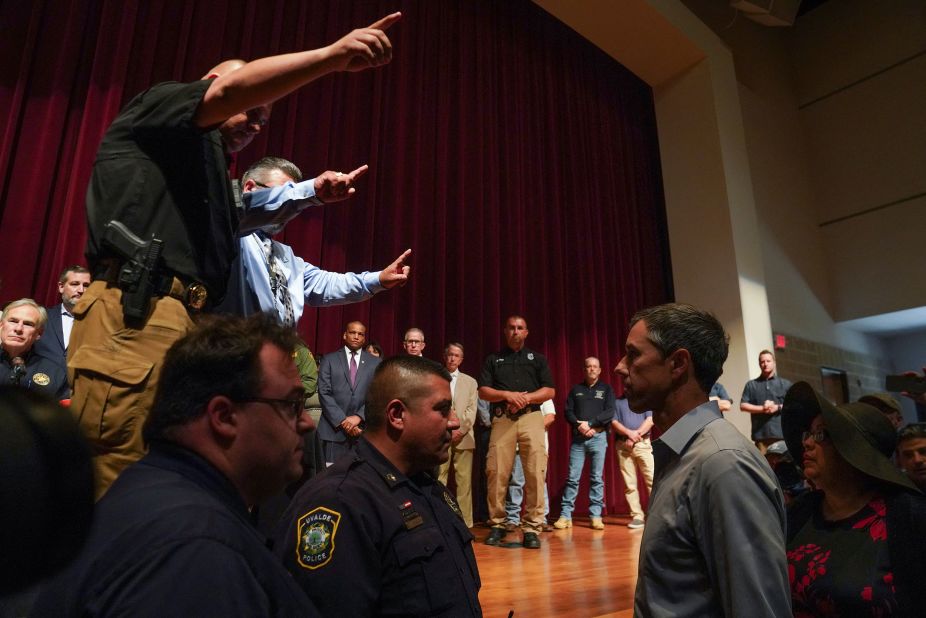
[708,381,733,412]
[554,357,614,530]
[274,355,481,617]
[402,327,426,356]
[31,314,318,616]
[616,303,790,616]
[437,342,479,527]
[740,349,793,453]
[480,315,555,549]
[896,422,926,491]
[218,157,410,323]
[317,321,380,466]
[365,341,383,357]
[610,397,654,530]
[1,299,67,400]
[68,13,401,499]
[782,382,926,615]
[859,391,905,430]
[32,265,91,368]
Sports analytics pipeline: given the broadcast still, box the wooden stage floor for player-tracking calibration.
[472,515,641,618]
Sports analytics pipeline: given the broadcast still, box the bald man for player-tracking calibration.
[69,13,402,498]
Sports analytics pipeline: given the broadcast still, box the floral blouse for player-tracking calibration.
[787,497,896,617]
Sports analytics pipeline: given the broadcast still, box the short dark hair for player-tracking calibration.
[759,349,775,359]
[505,314,527,327]
[443,342,464,355]
[143,314,299,443]
[898,423,926,445]
[58,265,89,284]
[364,356,451,432]
[242,156,303,184]
[630,303,729,393]
[366,342,383,356]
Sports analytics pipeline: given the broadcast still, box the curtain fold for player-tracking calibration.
[0,0,672,517]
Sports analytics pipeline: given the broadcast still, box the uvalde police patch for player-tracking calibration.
[296,506,341,570]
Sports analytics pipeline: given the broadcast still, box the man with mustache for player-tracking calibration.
[275,355,481,617]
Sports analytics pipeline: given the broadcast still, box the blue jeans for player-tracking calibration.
[559,431,607,518]
[505,452,549,524]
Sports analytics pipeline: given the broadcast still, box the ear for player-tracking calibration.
[385,399,406,430]
[205,395,239,440]
[241,178,258,193]
[667,348,691,380]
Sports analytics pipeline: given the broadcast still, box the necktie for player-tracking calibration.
[262,236,295,327]
[349,352,358,387]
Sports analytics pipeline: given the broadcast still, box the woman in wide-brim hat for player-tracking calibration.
[782,381,926,617]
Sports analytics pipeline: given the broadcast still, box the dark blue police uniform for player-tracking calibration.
[274,437,482,617]
[31,441,318,617]
[2,350,68,400]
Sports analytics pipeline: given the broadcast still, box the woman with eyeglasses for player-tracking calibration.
[781,382,926,617]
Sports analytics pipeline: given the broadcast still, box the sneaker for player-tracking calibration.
[590,517,605,530]
[553,517,572,529]
[485,527,507,545]
[522,532,541,549]
[627,518,645,529]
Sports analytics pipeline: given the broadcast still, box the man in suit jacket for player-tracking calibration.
[318,321,380,465]
[437,342,479,526]
[34,265,91,368]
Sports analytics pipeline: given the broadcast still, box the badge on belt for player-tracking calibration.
[296,506,341,570]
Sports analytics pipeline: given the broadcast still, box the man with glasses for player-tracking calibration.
[317,321,380,466]
[32,313,319,616]
[402,327,426,356]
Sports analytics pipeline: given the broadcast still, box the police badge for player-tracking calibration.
[32,373,50,386]
[296,507,341,570]
[527,352,534,360]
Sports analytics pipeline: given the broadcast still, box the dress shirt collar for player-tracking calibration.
[657,400,723,456]
[61,304,73,318]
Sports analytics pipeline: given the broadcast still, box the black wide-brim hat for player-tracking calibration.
[782,381,919,493]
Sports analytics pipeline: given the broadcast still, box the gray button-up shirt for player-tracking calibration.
[635,401,790,617]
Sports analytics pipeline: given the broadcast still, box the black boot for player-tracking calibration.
[484,527,507,546]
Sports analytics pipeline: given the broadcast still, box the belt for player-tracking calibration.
[492,404,541,418]
[93,258,210,312]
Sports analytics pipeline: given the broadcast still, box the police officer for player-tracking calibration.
[69,13,402,499]
[275,355,482,617]
[479,315,555,549]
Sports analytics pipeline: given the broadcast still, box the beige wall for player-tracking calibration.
[531,0,923,431]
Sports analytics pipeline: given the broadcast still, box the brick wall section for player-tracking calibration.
[772,334,892,401]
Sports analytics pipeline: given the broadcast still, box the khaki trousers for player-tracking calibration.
[438,445,475,527]
[617,437,655,520]
[486,411,546,532]
[68,281,194,499]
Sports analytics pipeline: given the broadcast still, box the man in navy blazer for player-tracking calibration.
[34,265,91,368]
[317,321,380,465]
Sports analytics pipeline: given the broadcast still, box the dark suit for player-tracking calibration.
[33,303,68,369]
[317,347,379,464]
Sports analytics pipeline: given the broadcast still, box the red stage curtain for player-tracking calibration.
[0,0,672,517]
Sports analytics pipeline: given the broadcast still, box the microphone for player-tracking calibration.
[10,357,25,386]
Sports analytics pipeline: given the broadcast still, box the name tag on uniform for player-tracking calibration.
[399,500,424,530]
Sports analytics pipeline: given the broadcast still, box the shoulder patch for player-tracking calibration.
[296,506,341,570]
[32,373,50,386]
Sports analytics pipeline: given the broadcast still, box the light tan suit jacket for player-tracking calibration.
[453,371,478,450]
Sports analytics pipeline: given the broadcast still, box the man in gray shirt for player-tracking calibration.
[614,303,790,617]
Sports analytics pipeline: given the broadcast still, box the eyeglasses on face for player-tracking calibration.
[801,429,830,444]
[404,339,424,345]
[235,396,305,423]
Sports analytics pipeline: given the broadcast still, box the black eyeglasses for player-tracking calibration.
[235,396,305,423]
[801,429,829,444]
[253,180,271,189]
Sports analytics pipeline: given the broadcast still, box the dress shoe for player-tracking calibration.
[590,517,605,530]
[484,527,507,546]
[522,531,541,549]
[553,517,572,529]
